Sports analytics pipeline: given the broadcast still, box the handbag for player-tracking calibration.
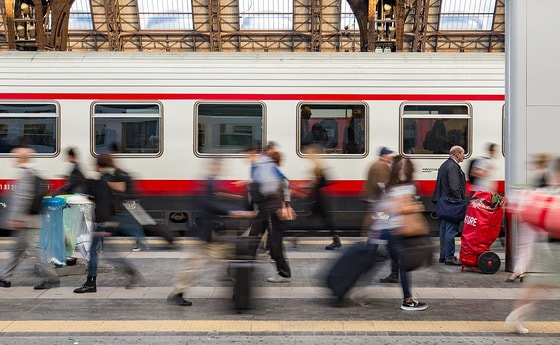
[395,195,430,237]
[399,236,434,272]
[398,210,430,237]
[436,196,467,223]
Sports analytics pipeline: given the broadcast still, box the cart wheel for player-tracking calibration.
[478,251,501,274]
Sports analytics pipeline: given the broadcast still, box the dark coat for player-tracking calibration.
[432,158,466,203]
[53,163,86,195]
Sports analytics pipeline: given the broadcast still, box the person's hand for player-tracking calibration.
[232,180,250,187]
[8,220,23,229]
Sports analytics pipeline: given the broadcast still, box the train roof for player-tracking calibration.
[0,52,504,95]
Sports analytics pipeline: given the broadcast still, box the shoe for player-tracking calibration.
[0,279,10,288]
[325,236,342,250]
[167,293,192,306]
[400,298,428,311]
[74,276,97,293]
[267,274,291,283]
[444,257,461,266]
[34,281,60,290]
[505,312,529,334]
[132,246,141,252]
[379,274,399,283]
[505,273,525,283]
[125,269,144,289]
[438,258,445,263]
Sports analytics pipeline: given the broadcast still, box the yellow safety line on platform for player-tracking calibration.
[0,320,558,333]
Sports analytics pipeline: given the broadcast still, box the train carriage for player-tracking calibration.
[0,52,505,234]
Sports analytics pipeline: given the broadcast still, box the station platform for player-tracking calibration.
[0,236,558,345]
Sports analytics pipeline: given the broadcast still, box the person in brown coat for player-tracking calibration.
[362,147,394,232]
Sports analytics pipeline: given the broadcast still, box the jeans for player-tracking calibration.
[439,219,459,260]
[388,234,411,299]
[269,212,291,278]
[88,223,134,277]
[113,213,146,247]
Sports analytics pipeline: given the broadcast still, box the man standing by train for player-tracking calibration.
[432,145,466,266]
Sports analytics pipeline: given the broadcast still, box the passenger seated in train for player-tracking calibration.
[423,119,448,154]
[303,123,336,150]
[342,108,365,154]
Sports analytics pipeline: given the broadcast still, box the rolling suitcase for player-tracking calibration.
[231,236,260,311]
[326,242,380,299]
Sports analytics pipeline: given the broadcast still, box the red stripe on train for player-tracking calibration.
[0,179,505,197]
[0,93,505,102]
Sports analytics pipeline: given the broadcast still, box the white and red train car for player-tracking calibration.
[0,52,505,233]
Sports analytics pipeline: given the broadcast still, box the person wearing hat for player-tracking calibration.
[363,147,394,231]
[363,147,399,282]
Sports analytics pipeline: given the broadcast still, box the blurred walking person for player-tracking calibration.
[364,147,397,282]
[506,153,552,283]
[505,156,560,333]
[304,145,340,250]
[73,154,141,293]
[52,147,87,196]
[167,160,253,306]
[0,147,60,290]
[382,157,429,310]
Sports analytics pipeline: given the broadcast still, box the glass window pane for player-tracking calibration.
[94,104,160,114]
[69,0,93,31]
[300,104,366,155]
[0,118,56,153]
[137,0,193,31]
[403,105,468,116]
[340,0,358,31]
[403,118,469,155]
[94,118,160,154]
[0,103,56,113]
[439,0,497,31]
[197,103,263,154]
[239,0,293,31]
[93,103,161,155]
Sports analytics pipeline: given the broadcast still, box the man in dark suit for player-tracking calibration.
[432,145,466,266]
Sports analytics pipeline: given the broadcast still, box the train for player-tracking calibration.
[0,52,505,234]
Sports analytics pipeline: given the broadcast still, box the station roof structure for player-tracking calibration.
[0,0,504,52]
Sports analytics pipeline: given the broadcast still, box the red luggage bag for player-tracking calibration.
[460,191,506,273]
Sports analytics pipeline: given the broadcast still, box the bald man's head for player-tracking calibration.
[11,147,35,166]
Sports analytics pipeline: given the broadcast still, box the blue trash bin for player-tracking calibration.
[40,197,66,267]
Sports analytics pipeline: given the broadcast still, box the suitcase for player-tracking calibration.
[326,242,380,299]
[230,236,260,311]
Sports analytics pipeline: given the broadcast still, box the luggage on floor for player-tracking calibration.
[326,242,381,299]
[460,191,506,274]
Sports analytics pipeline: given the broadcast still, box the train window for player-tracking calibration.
[0,102,58,155]
[299,103,367,156]
[92,103,162,156]
[196,103,264,155]
[400,103,471,156]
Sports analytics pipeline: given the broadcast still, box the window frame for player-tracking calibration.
[399,102,472,159]
[90,101,164,158]
[194,101,267,158]
[296,101,369,159]
[0,101,60,157]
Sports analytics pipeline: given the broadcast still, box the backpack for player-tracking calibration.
[467,157,488,185]
[28,174,47,215]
